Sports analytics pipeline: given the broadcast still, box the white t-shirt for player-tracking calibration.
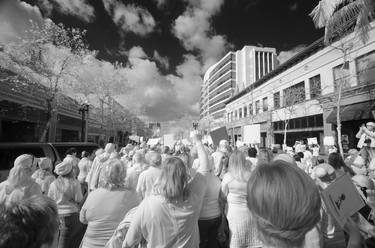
[136,166,162,199]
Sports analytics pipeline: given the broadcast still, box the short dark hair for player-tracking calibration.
[0,195,59,248]
[65,148,77,156]
[297,152,304,159]
[293,154,301,162]
[248,147,257,158]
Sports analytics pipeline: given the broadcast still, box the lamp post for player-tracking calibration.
[192,121,199,130]
[78,103,89,142]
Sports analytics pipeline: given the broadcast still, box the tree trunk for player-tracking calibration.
[39,119,51,142]
[283,120,288,148]
[337,81,344,158]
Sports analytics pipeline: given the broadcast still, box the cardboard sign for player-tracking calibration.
[210,127,229,147]
[321,174,365,228]
[307,137,318,145]
[243,124,260,144]
[147,138,160,146]
[324,136,335,146]
[163,134,176,148]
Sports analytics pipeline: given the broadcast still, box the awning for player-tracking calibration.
[326,101,375,124]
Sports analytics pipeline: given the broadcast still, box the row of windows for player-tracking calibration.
[209,53,236,78]
[273,114,323,130]
[255,51,274,81]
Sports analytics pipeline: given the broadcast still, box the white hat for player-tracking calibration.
[14,154,34,169]
[54,160,73,176]
[352,175,374,189]
[367,122,375,127]
[38,157,52,170]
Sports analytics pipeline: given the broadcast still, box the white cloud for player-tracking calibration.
[173,0,230,71]
[154,0,167,8]
[103,1,156,36]
[0,0,44,44]
[38,0,95,22]
[277,45,307,64]
[153,51,170,69]
[128,46,148,60]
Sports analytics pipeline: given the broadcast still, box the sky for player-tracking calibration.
[0,0,324,130]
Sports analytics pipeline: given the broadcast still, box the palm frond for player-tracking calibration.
[354,0,374,43]
[310,0,347,28]
[324,1,361,44]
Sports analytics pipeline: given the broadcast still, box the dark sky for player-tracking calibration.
[22,0,323,71]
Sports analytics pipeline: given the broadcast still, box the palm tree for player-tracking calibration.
[310,0,374,45]
[310,0,374,157]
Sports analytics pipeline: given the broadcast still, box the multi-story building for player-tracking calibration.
[226,22,375,150]
[200,46,276,130]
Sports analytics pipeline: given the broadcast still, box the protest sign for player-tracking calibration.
[323,136,335,146]
[147,138,160,146]
[307,137,318,145]
[243,124,260,144]
[210,127,229,147]
[163,134,176,148]
[129,135,140,143]
[321,174,365,228]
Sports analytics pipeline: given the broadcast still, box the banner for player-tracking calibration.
[129,135,140,143]
[163,134,176,148]
[243,124,260,144]
[210,127,229,147]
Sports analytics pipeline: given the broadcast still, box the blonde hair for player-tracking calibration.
[101,159,126,190]
[8,164,33,187]
[247,160,321,248]
[156,157,190,202]
[228,150,251,181]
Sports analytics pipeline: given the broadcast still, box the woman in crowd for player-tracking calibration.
[246,147,258,170]
[328,152,355,177]
[221,150,262,248]
[0,154,42,206]
[78,151,92,194]
[32,157,55,194]
[80,159,139,248]
[247,160,363,248]
[48,159,84,248]
[257,147,273,165]
[123,132,210,248]
[198,154,223,248]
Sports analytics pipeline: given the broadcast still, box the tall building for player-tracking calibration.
[200,46,276,130]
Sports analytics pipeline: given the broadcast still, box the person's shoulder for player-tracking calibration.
[222,172,233,184]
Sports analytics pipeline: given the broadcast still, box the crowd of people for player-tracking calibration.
[1,129,375,248]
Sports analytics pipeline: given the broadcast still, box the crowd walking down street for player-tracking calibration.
[2,129,375,248]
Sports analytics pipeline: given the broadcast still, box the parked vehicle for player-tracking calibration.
[0,142,99,182]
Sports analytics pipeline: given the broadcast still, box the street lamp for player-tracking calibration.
[192,121,199,130]
[78,103,89,142]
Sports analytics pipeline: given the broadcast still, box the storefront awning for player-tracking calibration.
[326,101,375,124]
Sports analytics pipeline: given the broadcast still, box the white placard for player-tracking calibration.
[163,134,176,148]
[147,138,160,146]
[307,137,318,145]
[324,136,335,146]
[129,135,140,143]
[243,124,260,144]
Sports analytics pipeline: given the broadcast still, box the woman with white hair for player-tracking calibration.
[48,159,84,248]
[80,159,139,248]
[123,132,210,248]
[221,150,262,248]
[31,157,55,194]
[0,154,42,206]
[86,143,116,192]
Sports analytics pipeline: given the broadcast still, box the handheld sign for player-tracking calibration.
[210,127,229,147]
[307,137,318,145]
[243,124,260,144]
[163,134,176,148]
[321,174,365,228]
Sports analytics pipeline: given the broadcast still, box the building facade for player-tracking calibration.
[200,46,276,131]
[226,22,375,151]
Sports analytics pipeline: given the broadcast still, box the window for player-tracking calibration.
[283,82,305,106]
[273,92,280,109]
[235,110,238,120]
[255,52,259,80]
[249,103,253,115]
[231,112,234,122]
[309,75,321,98]
[227,113,230,122]
[239,108,242,119]
[243,106,247,117]
[356,51,375,85]
[255,100,261,114]
[263,97,268,111]
[260,52,264,77]
[333,63,351,90]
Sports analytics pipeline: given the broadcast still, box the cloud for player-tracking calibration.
[173,0,230,71]
[153,51,170,69]
[277,45,307,64]
[103,1,156,36]
[0,0,44,44]
[38,0,95,22]
[154,0,167,8]
[128,46,148,59]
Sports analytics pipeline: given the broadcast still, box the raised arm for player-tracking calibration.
[363,127,375,138]
[191,131,209,174]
